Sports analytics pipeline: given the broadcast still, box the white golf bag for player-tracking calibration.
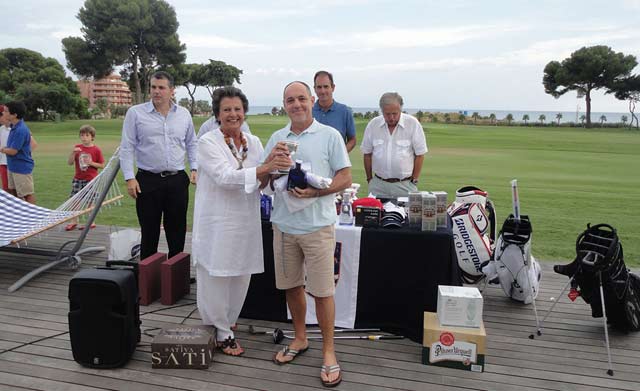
[447,186,497,284]
[483,215,541,304]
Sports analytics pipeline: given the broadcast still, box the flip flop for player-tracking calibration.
[64,223,77,231]
[321,363,342,388]
[78,223,97,230]
[272,345,309,365]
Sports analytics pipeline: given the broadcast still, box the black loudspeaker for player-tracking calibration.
[68,261,140,368]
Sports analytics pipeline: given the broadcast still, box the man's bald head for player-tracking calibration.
[283,81,313,99]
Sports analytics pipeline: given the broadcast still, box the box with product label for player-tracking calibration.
[355,206,381,227]
[408,191,423,229]
[421,192,437,231]
[422,312,486,372]
[437,285,483,328]
[151,325,215,369]
[432,191,448,229]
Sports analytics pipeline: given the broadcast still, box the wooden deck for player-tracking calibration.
[1,226,639,391]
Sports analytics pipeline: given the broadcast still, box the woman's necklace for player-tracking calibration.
[221,129,248,169]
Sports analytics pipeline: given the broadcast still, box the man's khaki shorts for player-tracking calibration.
[273,224,336,298]
[8,171,34,198]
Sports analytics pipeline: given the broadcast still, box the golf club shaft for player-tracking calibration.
[309,328,381,334]
[283,334,404,340]
[248,325,379,335]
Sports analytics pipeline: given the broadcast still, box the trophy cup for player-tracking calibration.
[277,140,298,174]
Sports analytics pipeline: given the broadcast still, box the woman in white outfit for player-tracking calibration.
[192,87,291,356]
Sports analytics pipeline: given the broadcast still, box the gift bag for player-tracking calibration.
[108,228,141,261]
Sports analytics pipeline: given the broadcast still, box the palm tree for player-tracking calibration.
[522,114,530,125]
[444,113,451,123]
[472,112,479,125]
[505,113,514,125]
[489,113,496,125]
[621,115,628,126]
[458,113,466,124]
[539,114,546,125]
[556,113,563,125]
[600,115,607,126]
[579,114,586,126]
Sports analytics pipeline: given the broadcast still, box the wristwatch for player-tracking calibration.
[411,178,419,185]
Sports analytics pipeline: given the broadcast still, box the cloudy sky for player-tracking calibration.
[3,0,640,112]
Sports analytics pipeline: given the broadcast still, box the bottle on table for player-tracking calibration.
[339,191,354,226]
[287,160,307,190]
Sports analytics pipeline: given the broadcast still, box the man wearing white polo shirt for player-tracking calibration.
[361,92,427,197]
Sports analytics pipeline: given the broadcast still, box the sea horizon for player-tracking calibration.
[248,105,633,124]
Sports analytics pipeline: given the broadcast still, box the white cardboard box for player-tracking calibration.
[437,286,483,328]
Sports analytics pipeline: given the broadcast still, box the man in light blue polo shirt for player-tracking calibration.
[312,71,357,152]
[263,81,351,387]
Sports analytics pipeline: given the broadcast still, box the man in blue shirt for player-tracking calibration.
[0,101,35,204]
[120,71,198,260]
[312,71,357,152]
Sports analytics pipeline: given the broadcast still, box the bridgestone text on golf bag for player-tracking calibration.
[447,186,497,284]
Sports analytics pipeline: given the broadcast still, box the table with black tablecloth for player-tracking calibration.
[240,222,461,343]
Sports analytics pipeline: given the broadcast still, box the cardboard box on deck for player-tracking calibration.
[151,325,215,369]
[422,312,486,372]
[437,285,483,328]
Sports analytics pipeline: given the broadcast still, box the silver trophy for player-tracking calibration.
[277,140,298,174]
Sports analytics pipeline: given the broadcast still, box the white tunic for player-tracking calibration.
[192,129,265,277]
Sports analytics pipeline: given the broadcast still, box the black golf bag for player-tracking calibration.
[483,215,541,304]
[554,223,640,331]
[447,186,498,284]
[68,260,141,368]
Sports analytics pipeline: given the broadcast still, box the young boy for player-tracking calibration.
[65,125,105,231]
[0,101,36,204]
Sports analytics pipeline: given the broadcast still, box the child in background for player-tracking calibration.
[0,105,10,191]
[65,125,105,231]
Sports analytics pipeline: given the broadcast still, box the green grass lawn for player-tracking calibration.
[26,116,640,266]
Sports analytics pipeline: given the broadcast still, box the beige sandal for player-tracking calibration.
[321,363,342,387]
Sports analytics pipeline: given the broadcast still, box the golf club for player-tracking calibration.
[247,325,379,336]
[277,333,404,343]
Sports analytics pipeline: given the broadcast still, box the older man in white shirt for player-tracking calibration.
[361,92,427,197]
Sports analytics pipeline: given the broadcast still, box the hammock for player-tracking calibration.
[2,148,124,292]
